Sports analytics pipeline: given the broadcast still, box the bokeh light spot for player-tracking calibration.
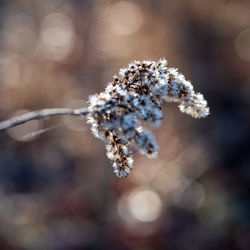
[108,1,143,35]
[235,29,250,62]
[0,53,20,90]
[40,13,75,61]
[3,13,37,51]
[127,189,162,222]
[174,182,206,210]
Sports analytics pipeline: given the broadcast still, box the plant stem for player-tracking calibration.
[0,107,89,132]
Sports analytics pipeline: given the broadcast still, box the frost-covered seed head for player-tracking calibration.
[87,59,209,178]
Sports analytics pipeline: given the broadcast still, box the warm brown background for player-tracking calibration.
[0,0,250,249]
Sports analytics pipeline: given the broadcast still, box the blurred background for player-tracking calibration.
[0,0,249,249]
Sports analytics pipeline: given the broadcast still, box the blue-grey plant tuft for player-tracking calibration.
[87,59,209,178]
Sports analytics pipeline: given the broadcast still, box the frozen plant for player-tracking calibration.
[87,59,209,177]
[0,59,209,178]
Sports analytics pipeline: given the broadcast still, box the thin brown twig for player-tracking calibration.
[0,107,89,132]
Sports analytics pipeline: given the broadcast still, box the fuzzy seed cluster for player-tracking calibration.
[87,59,209,177]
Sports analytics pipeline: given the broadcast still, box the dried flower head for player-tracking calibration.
[87,59,209,177]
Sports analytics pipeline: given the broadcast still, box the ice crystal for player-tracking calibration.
[87,59,209,177]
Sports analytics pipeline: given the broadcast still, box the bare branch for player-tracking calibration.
[0,107,89,132]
